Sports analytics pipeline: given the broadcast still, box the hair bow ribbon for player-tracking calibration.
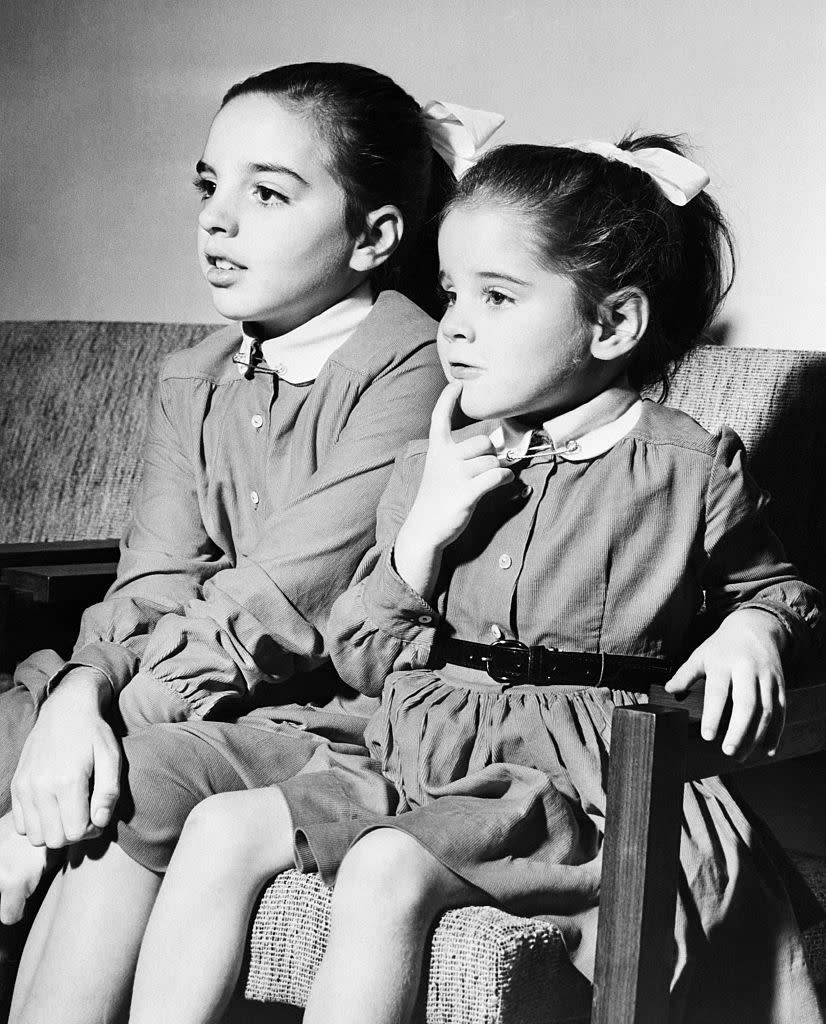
[562,139,710,206]
[422,100,506,178]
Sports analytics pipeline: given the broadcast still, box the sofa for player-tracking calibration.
[1,321,824,1023]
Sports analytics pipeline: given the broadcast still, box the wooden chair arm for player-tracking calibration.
[594,671,826,1023]
[0,539,120,569]
[1,562,117,605]
[0,542,119,669]
[592,706,688,1024]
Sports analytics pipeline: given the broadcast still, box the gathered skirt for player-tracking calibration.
[278,666,823,1024]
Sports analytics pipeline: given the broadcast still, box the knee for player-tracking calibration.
[332,829,439,922]
[177,794,250,871]
[177,789,290,881]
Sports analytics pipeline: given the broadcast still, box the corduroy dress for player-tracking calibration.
[278,398,824,1024]
[0,290,446,871]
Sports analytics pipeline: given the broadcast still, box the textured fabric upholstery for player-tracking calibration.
[243,870,591,1022]
[242,865,823,1019]
[0,321,218,543]
[1,327,824,1018]
[791,853,826,986]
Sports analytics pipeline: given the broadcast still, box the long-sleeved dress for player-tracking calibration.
[278,398,824,1024]
[0,290,447,871]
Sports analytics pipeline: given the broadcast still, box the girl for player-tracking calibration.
[0,63,502,1023]
[129,136,822,1024]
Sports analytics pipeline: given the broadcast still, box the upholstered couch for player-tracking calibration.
[1,322,824,1022]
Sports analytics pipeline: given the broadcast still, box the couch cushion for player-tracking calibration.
[0,321,218,543]
[791,852,826,985]
[243,862,824,1021]
[243,870,591,1023]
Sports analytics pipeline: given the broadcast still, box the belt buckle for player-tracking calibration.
[486,639,529,685]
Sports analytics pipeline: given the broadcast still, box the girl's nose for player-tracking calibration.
[198,192,239,236]
[440,305,475,343]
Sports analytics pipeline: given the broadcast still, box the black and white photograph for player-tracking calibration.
[1,1,824,1021]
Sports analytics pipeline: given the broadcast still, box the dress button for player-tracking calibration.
[498,553,512,569]
[251,414,264,429]
[250,490,260,506]
[417,615,432,625]
[521,484,532,498]
[489,624,504,639]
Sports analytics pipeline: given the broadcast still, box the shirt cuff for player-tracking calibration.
[48,640,139,697]
[736,599,818,655]
[361,548,441,644]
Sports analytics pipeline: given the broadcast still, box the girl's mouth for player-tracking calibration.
[449,363,483,380]
[205,253,246,286]
[205,254,246,271]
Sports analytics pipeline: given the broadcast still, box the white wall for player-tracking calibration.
[1,0,824,347]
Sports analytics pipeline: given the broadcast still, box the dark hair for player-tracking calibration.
[449,135,735,395]
[222,62,455,319]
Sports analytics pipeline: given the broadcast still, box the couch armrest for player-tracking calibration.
[0,539,120,569]
[0,543,119,670]
[1,563,117,605]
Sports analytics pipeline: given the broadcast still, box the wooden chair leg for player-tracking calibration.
[591,705,688,1024]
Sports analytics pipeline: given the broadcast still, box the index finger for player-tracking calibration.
[428,382,463,445]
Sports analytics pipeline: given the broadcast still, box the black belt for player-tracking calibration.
[431,638,673,691]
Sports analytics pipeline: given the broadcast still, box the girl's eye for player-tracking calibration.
[254,185,288,205]
[193,177,216,200]
[438,287,456,308]
[483,288,512,307]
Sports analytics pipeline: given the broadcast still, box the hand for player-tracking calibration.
[10,667,122,848]
[665,608,787,760]
[0,812,49,925]
[394,383,513,597]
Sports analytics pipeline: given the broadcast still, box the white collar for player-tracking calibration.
[490,387,643,465]
[237,281,374,384]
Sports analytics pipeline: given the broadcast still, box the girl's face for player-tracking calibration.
[195,93,362,336]
[437,203,599,423]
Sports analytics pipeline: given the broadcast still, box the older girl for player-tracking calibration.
[0,63,502,1023]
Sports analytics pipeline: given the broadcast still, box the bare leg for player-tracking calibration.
[304,828,484,1024]
[129,787,295,1024]
[9,838,161,1024]
[5,864,66,1016]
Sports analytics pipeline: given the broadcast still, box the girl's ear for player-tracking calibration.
[590,287,649,362]
[349,205,404,272]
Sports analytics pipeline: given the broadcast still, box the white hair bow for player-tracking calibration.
[421,100,506,178]
[561,139,710,206]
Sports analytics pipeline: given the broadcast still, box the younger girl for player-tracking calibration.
[1,63,503,1023]
[129,135,822,1024]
